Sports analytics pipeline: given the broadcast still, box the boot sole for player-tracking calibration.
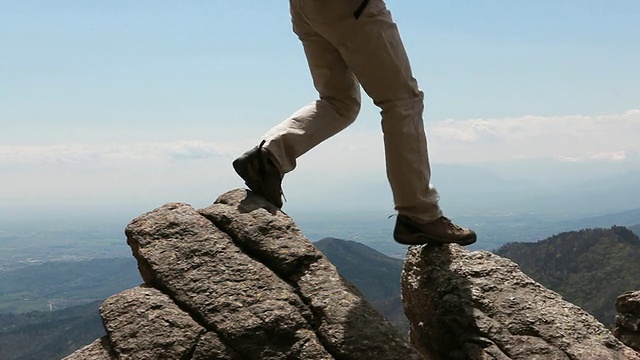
[394,232,477,246]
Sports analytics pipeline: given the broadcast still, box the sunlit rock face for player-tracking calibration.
[65,189,422,360]
[401,244,640,360]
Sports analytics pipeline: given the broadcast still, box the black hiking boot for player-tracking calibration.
[232,140,284,208]
[393,215,477,246]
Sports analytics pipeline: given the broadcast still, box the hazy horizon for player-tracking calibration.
[2,1,639,233]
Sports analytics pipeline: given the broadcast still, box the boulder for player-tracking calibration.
[614,290,640,352]
[402,244,640,360]
[65,189,421,360]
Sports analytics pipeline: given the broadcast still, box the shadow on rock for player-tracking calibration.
[402,243,640,360]
[402,245,486,359]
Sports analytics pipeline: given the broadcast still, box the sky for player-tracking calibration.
[1,1,639,224]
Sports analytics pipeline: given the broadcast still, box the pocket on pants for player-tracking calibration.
[303,0,387,23]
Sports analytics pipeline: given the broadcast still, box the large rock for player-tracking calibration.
[65,189,421,360]
[402,244,640,360]
[614,290,640,352]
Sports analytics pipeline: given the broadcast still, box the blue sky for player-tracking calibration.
[1,1,639,221]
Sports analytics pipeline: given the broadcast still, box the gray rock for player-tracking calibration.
[66,285,242,360]
[614,290,640,352]
[191,332,243,360]
[199,189,423,359]
[100,286,206,359]
[67,189,420,360]
[402,244,640,360]
[69,188,639,359]
[616,291,640,318]
[125,200,331,359]
[64,337,114,360]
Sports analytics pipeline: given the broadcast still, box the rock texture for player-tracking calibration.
[65,189,421,360]
[402,244,640,360]
[65,338,114,360]
[614,290,640,352]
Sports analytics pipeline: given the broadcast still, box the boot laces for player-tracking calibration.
[441,216,463,231]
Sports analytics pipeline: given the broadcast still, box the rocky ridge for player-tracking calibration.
[65,188,640,359]
[402,245,640,360]
[65,189,420,360]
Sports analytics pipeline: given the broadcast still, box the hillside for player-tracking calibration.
[0,257,141,313]
[0,301,104,360]
[314,237,408,333]
[630,223,640,237]
[495,226,640,325]
[0,257,141,358]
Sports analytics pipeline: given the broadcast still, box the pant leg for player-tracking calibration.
[262,2,362,174]
[298,0,442,222]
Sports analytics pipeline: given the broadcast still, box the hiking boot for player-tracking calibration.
[232,140,284,208]
[393,215,477,246]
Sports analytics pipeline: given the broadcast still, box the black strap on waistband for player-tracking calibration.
[353,0,370,19]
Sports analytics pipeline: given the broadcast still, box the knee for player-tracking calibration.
[330,92,361,124]
[343,95,362,123]
[380,91,424,120]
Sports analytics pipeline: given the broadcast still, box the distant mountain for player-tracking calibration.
[433,162,640,216]
[0,301,104,360]
[314,237,408,334]
[0,257,141,313]
[566,208,640,230]
[495,226,640,325]
[630,223,640,237]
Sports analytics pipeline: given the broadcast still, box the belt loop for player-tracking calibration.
[353,0,370,19]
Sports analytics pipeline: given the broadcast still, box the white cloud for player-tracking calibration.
[0,141,245,169]
[428,109,640,163]
[3,109,637,170]
[0,141,251,207]
[1,110,639,210]
[554,151,628,163]
[293,109,640,166]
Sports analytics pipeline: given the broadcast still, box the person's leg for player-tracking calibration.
[261,1,362,175]
[233,1,361,209]
[298,0,440,222]
[298,0,475,245]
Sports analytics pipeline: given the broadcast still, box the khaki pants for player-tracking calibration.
[263,0,442,222]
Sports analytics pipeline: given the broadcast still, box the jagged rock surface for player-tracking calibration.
[402,244,640,360]
[65,189,421,360]
[614,290,640,352]
[64,337,114,360]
